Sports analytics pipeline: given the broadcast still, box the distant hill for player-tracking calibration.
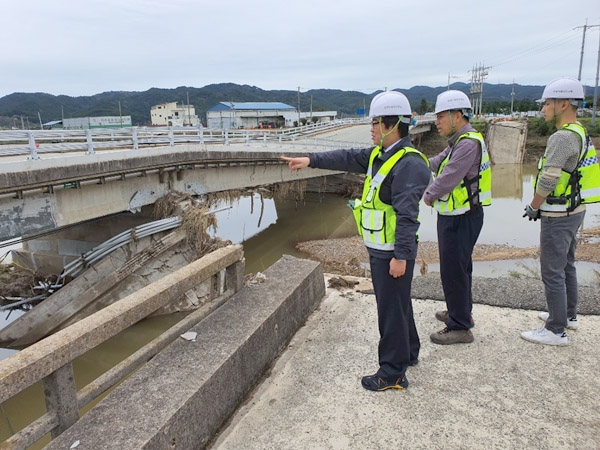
[0,82,549,128]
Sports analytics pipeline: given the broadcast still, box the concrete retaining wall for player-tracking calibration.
[44,255,325,450]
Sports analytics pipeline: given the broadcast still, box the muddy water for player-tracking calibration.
[2,162,600,446]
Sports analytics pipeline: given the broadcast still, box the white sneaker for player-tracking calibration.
[521,326,568,346]
[538,312,578,330]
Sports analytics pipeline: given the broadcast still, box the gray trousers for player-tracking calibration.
[540,210,585,333]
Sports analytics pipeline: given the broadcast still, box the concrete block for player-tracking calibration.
[487,121,527,164]
[44,255,325,450]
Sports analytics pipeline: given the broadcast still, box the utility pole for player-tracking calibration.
[447,72,461,90]
[576,21,588,81]
[469,63,491,117]
[575,22,600,81]
[297,86,301,126]
[593,26,600,126]
[38,112,43,130]
[118,101,123,127]
[186,91,191,126]
[510,82,515,115]
[575,22,600,124]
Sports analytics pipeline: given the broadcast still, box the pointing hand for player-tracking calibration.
[281,156,310,171]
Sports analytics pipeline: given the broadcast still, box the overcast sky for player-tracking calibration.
[1,0,599,98]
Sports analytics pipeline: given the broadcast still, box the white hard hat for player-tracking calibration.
[434,90,472,114]
[369,91,412,119]
[538,77,585,104]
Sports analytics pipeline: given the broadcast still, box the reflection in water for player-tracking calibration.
[243,194,357,274]
[2,163,600,445]
[417,163,600,247]
[210,193,278,244]
[492,163,524,199]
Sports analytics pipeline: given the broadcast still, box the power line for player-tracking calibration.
[489,28,581,69]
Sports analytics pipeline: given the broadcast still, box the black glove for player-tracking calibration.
[523,204,540,221]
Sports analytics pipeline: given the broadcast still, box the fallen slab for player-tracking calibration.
[44,254,325,450]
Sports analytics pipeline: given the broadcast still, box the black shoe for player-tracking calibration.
[361,374,409,391]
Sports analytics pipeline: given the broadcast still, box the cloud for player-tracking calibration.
[1,0,598,97]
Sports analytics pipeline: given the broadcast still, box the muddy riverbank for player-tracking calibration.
[296,226,600,279]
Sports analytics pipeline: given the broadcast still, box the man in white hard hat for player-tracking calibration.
[423,90,492,345]
[281,91,431,391]
[521,77,600,345]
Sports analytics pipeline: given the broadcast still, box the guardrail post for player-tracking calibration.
[245,131,250,146]
[225,130,229,146]
[132,127,139,150]
[85,130,95,155]
[42,363,79,438]
[263,133,267,147]
[168,127,174,146]
[225,259,245,293]
[197,124,205,146]
[27,132,39,160]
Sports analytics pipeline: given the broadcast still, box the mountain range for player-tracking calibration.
[0,82,551,128]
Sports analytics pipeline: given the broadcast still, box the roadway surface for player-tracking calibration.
[210,274,600,449]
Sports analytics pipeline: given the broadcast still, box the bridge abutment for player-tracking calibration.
[43,255,325,450]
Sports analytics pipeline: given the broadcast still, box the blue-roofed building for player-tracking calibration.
[206,102,337,129]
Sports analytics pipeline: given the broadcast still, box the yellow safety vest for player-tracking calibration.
[350,145,429,251]
[433,131,492,216]
[535,122,600,212]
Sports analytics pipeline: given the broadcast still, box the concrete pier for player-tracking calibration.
[487,121,528,164]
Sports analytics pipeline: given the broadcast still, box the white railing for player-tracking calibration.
[0,118,368,160]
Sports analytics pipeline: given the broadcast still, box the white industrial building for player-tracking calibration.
[206,102,337,129]
[151,102,200,126]
[62,116,132,129]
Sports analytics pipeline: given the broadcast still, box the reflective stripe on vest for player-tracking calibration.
[351,146,429,251]
[536,123,600,212]
[433,131,492,216]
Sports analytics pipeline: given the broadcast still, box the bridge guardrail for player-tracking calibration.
[0,118,368,160]
[0,244,245,449]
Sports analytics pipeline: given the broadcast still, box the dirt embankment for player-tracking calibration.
[296,227,600,278]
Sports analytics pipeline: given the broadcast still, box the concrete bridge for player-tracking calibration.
[0,119,436,243]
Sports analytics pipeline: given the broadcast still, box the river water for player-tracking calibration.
[2,162,600,446]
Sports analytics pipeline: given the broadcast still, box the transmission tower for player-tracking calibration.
[469,63,491,116]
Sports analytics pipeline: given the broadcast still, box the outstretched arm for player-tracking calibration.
[281,156,310,171]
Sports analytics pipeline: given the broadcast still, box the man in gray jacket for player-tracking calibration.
[423,90,492,345]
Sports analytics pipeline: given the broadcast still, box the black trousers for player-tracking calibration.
[369,255,419,378]
[437,207,484,330]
